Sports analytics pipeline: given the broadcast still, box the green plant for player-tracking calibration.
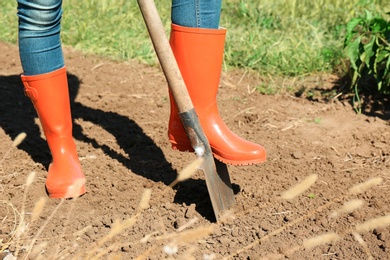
[344,10,390,113]
[1,0,387,79]
[313,118,321,124]
[256,84,279,95]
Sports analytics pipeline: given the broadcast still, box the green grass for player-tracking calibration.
[0,0,388,77]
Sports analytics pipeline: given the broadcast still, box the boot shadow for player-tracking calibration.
[173,179,241,222]
[0,74,51,166]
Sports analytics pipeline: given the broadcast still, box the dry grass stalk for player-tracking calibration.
[155,225,215,244]
[73,225,92,238]
[89,243,119,260]
[14,171,36,258]
[0,200,20,252]
[352,232,373,260]
[224,197,341,259]
[31,197,46,222]
[177,157,203,182]
[348,177,383,195]
[0,132,27,167]
[0,200,20,242]
[218,210,235,224]
[177,217,199,232]
[340,199,364,213]
[83,215,139,259]
[138,188,152,210]
[330,199,364,218]
[29,241,48,259]
[23,198,66,259]
[19,172,35,224]
[176,225,215,243]
[281,174,318,200]
[64,178,86,199]
[140,231,160,243]
[4,136,386,259]
[169,157,204,188]
[12,132,27,147]
[53,193,82,259]
[103,217,138,242]
[25,171,36,187]
[355,215,390,233]
[303,232,340,249]
[224,175,386,259]
[14,220,27,240]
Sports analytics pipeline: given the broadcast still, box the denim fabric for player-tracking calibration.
[171,0,222,29]
[17,0,64,75]
[17,0,222,76]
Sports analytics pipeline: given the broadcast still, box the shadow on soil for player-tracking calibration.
[0,72,240,222]
[295,73,390,121]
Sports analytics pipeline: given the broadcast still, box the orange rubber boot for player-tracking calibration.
[21,67,86,198]
[168,24,266,165]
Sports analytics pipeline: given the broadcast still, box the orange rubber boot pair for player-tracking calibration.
[168,24,266,165]
[21,67,86,198]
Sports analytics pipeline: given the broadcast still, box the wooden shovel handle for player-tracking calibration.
[137,0,193,113]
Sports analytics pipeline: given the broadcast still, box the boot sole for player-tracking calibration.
[170,141,266,166]
[47,185,87,199]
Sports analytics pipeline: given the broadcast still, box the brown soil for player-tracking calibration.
[0,41,389,260]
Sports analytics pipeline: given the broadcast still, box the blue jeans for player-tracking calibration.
[17,0,222,76]
[17,0,64,76]
[171,0,222,29]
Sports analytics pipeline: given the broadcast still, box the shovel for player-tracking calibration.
[137,0,235,221]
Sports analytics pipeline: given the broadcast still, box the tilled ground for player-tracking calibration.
[1,41,389,259]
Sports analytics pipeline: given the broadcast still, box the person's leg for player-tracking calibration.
[17,0,86,198]
[168,0,266,165]
[171,0,221,29]
[18,0,64,75]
